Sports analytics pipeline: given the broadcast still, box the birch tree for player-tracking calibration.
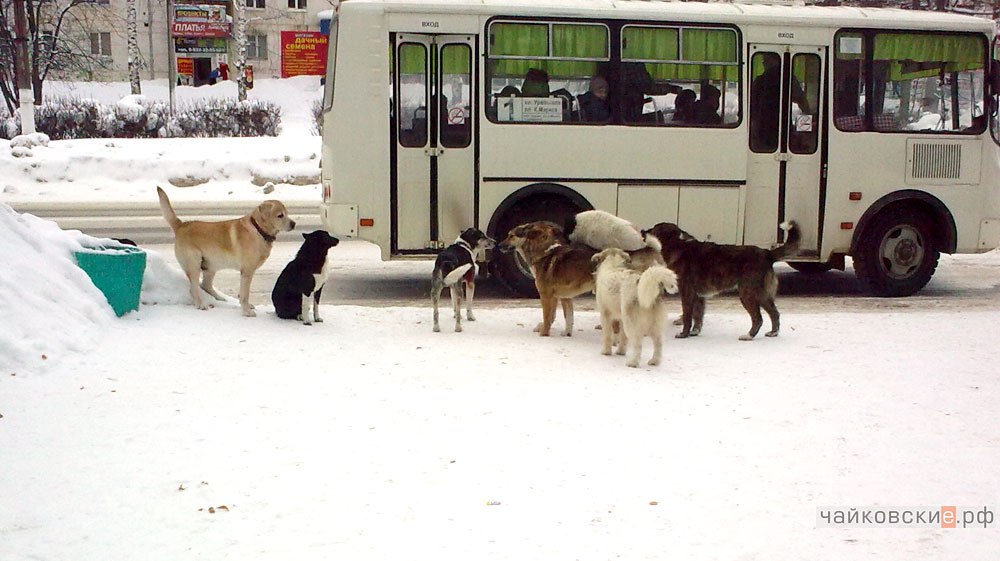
[233,0,248,102]
[126,0,140,94]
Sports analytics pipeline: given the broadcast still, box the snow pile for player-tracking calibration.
[0,203,115,371]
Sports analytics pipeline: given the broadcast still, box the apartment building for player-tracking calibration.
[53,0,337,82]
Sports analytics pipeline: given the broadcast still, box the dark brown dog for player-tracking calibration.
[643,221,800,340]
[497,221,597,336]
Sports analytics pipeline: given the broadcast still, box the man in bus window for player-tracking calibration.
[521,68,550,97]
[616,62,682,123]
[692,84,723,125]
[750,55,807,150]
[577,75,611,122]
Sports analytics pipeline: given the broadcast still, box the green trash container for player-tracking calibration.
[74,246,147,317]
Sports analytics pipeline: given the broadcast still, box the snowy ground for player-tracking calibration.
[2,79,1000,560]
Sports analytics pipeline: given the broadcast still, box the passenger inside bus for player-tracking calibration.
[521,68,551,97]
[691,84,723,125]
[577,75,611,122]
[614,62,682,123]
[671,88,697,123]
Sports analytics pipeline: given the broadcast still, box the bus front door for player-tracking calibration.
[393,34,476,253]
[746,44,825,256]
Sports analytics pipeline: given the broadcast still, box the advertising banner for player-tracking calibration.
[174,37,228,54]
[171,4,230,37]
[280,31,328,78]
[177,57,194,75]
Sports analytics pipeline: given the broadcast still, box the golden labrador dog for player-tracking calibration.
[156,186,296,316]
[497,221,596,337]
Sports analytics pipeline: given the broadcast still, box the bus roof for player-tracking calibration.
[342,0,996,33]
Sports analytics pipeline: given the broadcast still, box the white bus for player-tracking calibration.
[319,0,1000,296]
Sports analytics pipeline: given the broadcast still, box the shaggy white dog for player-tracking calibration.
[566,210,645,251]
[593,247,679,368]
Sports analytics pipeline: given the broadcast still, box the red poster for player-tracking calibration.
[177,57,194,75]
[280,31,329,78]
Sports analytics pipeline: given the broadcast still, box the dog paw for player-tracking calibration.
[765,330,778,337]
[675,332,690,339]
[533,322,543,332]
[739,334,754,341]
[467,314,476,321]
[647,358,659,366]
[601,348,612,356]
[314,317,324,323]
[562,330,573,337]
[243,309,257,317]
[455,325,463,333]
[626,360,639,368]
[302,321,312,326]
[433,325,441,333]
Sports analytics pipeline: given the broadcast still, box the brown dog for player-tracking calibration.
[497,221,597,336]
[157,186,296,316]
[643,221,800,340]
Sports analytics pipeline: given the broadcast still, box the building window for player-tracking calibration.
[90,32,111,57]
[288,0,306,8]
[247,34,268,60]
[247,0,265,8]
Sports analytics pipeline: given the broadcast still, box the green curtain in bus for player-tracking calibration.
[876,33,983,79]
[682,29,737,63]
[441,45,470,75]
[622,27,679,61]
[491,23,547,57]
[553,24,608,59]
[398,43,426,75]
[490,59,599,80]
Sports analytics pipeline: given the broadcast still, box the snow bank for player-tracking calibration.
[0,203,114,372]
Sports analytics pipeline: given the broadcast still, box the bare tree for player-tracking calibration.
[126,0,140,94]
[232,0,247,101]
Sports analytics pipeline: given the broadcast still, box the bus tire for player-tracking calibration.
[852,207,939,297]
[489,196,584,297]
[787,261,833,275]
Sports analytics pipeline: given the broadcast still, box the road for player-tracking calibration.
[144,239,1000,312]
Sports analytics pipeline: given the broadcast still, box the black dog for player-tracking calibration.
[432,228,495,332]
[271,230,339,324]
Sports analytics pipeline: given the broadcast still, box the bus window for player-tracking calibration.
[486,20,609,123]
[439,43,472,148]
[620,26,739,127]
[788,53,821,154]
[750,52,782,152]
[397,43,428,147]
[835,30,986,133]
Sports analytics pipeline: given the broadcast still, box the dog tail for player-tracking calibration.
[443,263,473,286]
[642,232,662,253]
[768,221,801,262]
[637,266,679,309]
[156,186,182,232]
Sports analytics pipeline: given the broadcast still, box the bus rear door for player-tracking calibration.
[746,44,825,256]
[393,34,476,253]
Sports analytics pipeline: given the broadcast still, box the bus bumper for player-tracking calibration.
[320,202,358,239]
[979,218,1000,251]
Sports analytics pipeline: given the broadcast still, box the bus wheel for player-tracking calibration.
[787,262,833,275]
[852,208,939,297]
[490,197,584,297]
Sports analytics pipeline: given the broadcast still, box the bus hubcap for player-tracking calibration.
[879,225,924,279]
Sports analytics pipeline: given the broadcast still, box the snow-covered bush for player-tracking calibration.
[312,97,323,136]
[0,96,281,139]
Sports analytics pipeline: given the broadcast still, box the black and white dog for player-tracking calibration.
[432,228,495,332]
[271,230,340,325]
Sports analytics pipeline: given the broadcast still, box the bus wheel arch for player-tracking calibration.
[850,191,954,297]
[487,183,593,297]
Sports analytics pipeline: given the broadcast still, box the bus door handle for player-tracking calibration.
[425,147,444,157]
[774,152,791,162]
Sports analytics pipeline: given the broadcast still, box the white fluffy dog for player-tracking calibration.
[593,248,679,368]
[566,210,645,251]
